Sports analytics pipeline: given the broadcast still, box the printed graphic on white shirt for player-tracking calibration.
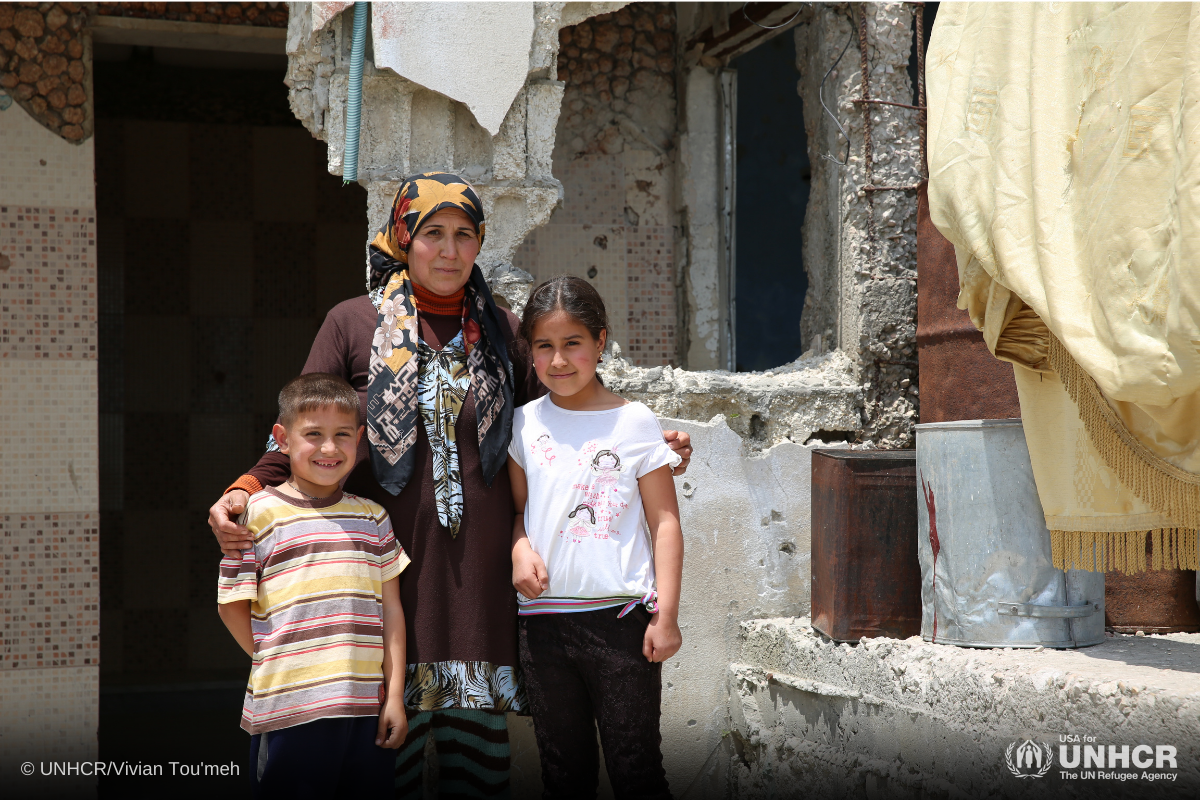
[508,397,682,614]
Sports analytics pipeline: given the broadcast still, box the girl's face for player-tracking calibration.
[530,309,606,398]
[406,207,480,296]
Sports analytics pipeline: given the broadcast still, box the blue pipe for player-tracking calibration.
[343,2,369,184]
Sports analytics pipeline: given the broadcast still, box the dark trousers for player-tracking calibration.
[249,715,394,800]
[519,608,671,800]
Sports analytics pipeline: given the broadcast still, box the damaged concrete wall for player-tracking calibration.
[804,2,920,449]
[729,619,1200,798]
[513,2,679,367]
[283,0,920,445]
[282,1,629,311]
[656,416,817,798]
[661,2,920,448]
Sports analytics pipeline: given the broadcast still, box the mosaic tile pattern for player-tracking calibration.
[0,102,96,209]
[0,513,99,670]
[0,360,98,514]
[625,226,675,366]
[0,207,97,359]
[513,153,677,367]
[551,155,624,226]
[0,665,98,778]
[514,223,630,351]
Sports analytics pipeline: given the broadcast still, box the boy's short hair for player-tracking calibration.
[277,373,360,427]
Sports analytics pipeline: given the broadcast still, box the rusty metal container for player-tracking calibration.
[916,182,1022,423]
[811,450,921,642]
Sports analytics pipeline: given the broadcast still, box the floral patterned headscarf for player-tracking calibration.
[364,172,514,500]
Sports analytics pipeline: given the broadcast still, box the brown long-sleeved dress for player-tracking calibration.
[237,295,542,693]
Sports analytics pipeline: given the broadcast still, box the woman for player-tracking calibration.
[208,172,692,797]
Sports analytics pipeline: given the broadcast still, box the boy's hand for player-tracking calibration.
[376,699,408,749]
[642,613,682,663]
[209,490,252,558]
[512,545,549,599]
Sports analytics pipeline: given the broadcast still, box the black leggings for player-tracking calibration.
[518,608,671,800]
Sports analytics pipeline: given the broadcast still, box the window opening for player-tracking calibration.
[729,33,810,372]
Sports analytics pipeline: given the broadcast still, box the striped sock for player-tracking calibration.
[394,711,433,799]
[432,708,511,799]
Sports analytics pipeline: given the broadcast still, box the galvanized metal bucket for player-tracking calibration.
[915,419,1105,648]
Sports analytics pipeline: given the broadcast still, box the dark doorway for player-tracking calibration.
[731,33,810,373]
[94,43,368,797]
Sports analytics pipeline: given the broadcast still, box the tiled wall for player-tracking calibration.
[0,94,99,781]
[512,3,678,367]
[94,112,367,685]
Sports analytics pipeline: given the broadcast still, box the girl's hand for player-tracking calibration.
[375,698,408,749]
[513,545,549,599]
[642,613,682,662]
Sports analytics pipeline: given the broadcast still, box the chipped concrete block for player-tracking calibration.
[526,80,566,180]
[730,618,1200,798]
[359,75,415,180]
[601,348,862,447]
[409,89,456,174]
[492,87,528,182]
[454,102,494,184]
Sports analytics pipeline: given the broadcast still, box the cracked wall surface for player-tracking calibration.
[282,1,623,311]
[729,618,1200,798]
[513,2,678,367]
[810,2,921,449]
[606,2,920,448]
[283,1,920,448]
[655,416,818,798]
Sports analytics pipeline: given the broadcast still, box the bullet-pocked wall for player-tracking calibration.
[513,3,679,367]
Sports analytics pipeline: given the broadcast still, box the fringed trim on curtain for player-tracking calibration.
[1047,335,1200,531]
[1051,528,1199,573]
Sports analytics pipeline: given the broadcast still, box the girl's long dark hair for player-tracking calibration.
[519,275,609,345]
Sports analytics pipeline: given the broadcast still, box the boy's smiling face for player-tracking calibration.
[272,405,362,498]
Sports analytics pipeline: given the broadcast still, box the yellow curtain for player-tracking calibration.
[927,2,1200,571]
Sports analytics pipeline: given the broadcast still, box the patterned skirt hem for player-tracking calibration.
[402,659,529,715]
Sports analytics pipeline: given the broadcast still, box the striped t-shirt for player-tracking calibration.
[217,487,408,734]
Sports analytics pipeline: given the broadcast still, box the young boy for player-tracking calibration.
[217,372,409,797]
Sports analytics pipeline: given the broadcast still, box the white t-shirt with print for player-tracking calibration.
[507,395,682,614]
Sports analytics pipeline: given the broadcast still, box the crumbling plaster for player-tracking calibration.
[601,345,860,447]
[669,2,921,448]
[283,1,625,311]
[653,415,819,798]
[729,618,1200,798]
[283,0,920,449]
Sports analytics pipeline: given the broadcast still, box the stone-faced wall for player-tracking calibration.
[96,1,288,26]
[513,3,679,367]
[0,2,92,143]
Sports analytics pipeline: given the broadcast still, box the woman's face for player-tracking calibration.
[407,207,480,296]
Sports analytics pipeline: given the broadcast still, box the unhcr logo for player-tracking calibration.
[1005,740,1053,778]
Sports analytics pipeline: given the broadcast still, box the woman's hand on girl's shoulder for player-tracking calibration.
[662,429,692,476]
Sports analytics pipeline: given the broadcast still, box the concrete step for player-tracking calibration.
[728,617,1199,798]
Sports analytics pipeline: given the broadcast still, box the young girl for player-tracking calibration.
[507,276,683,799]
